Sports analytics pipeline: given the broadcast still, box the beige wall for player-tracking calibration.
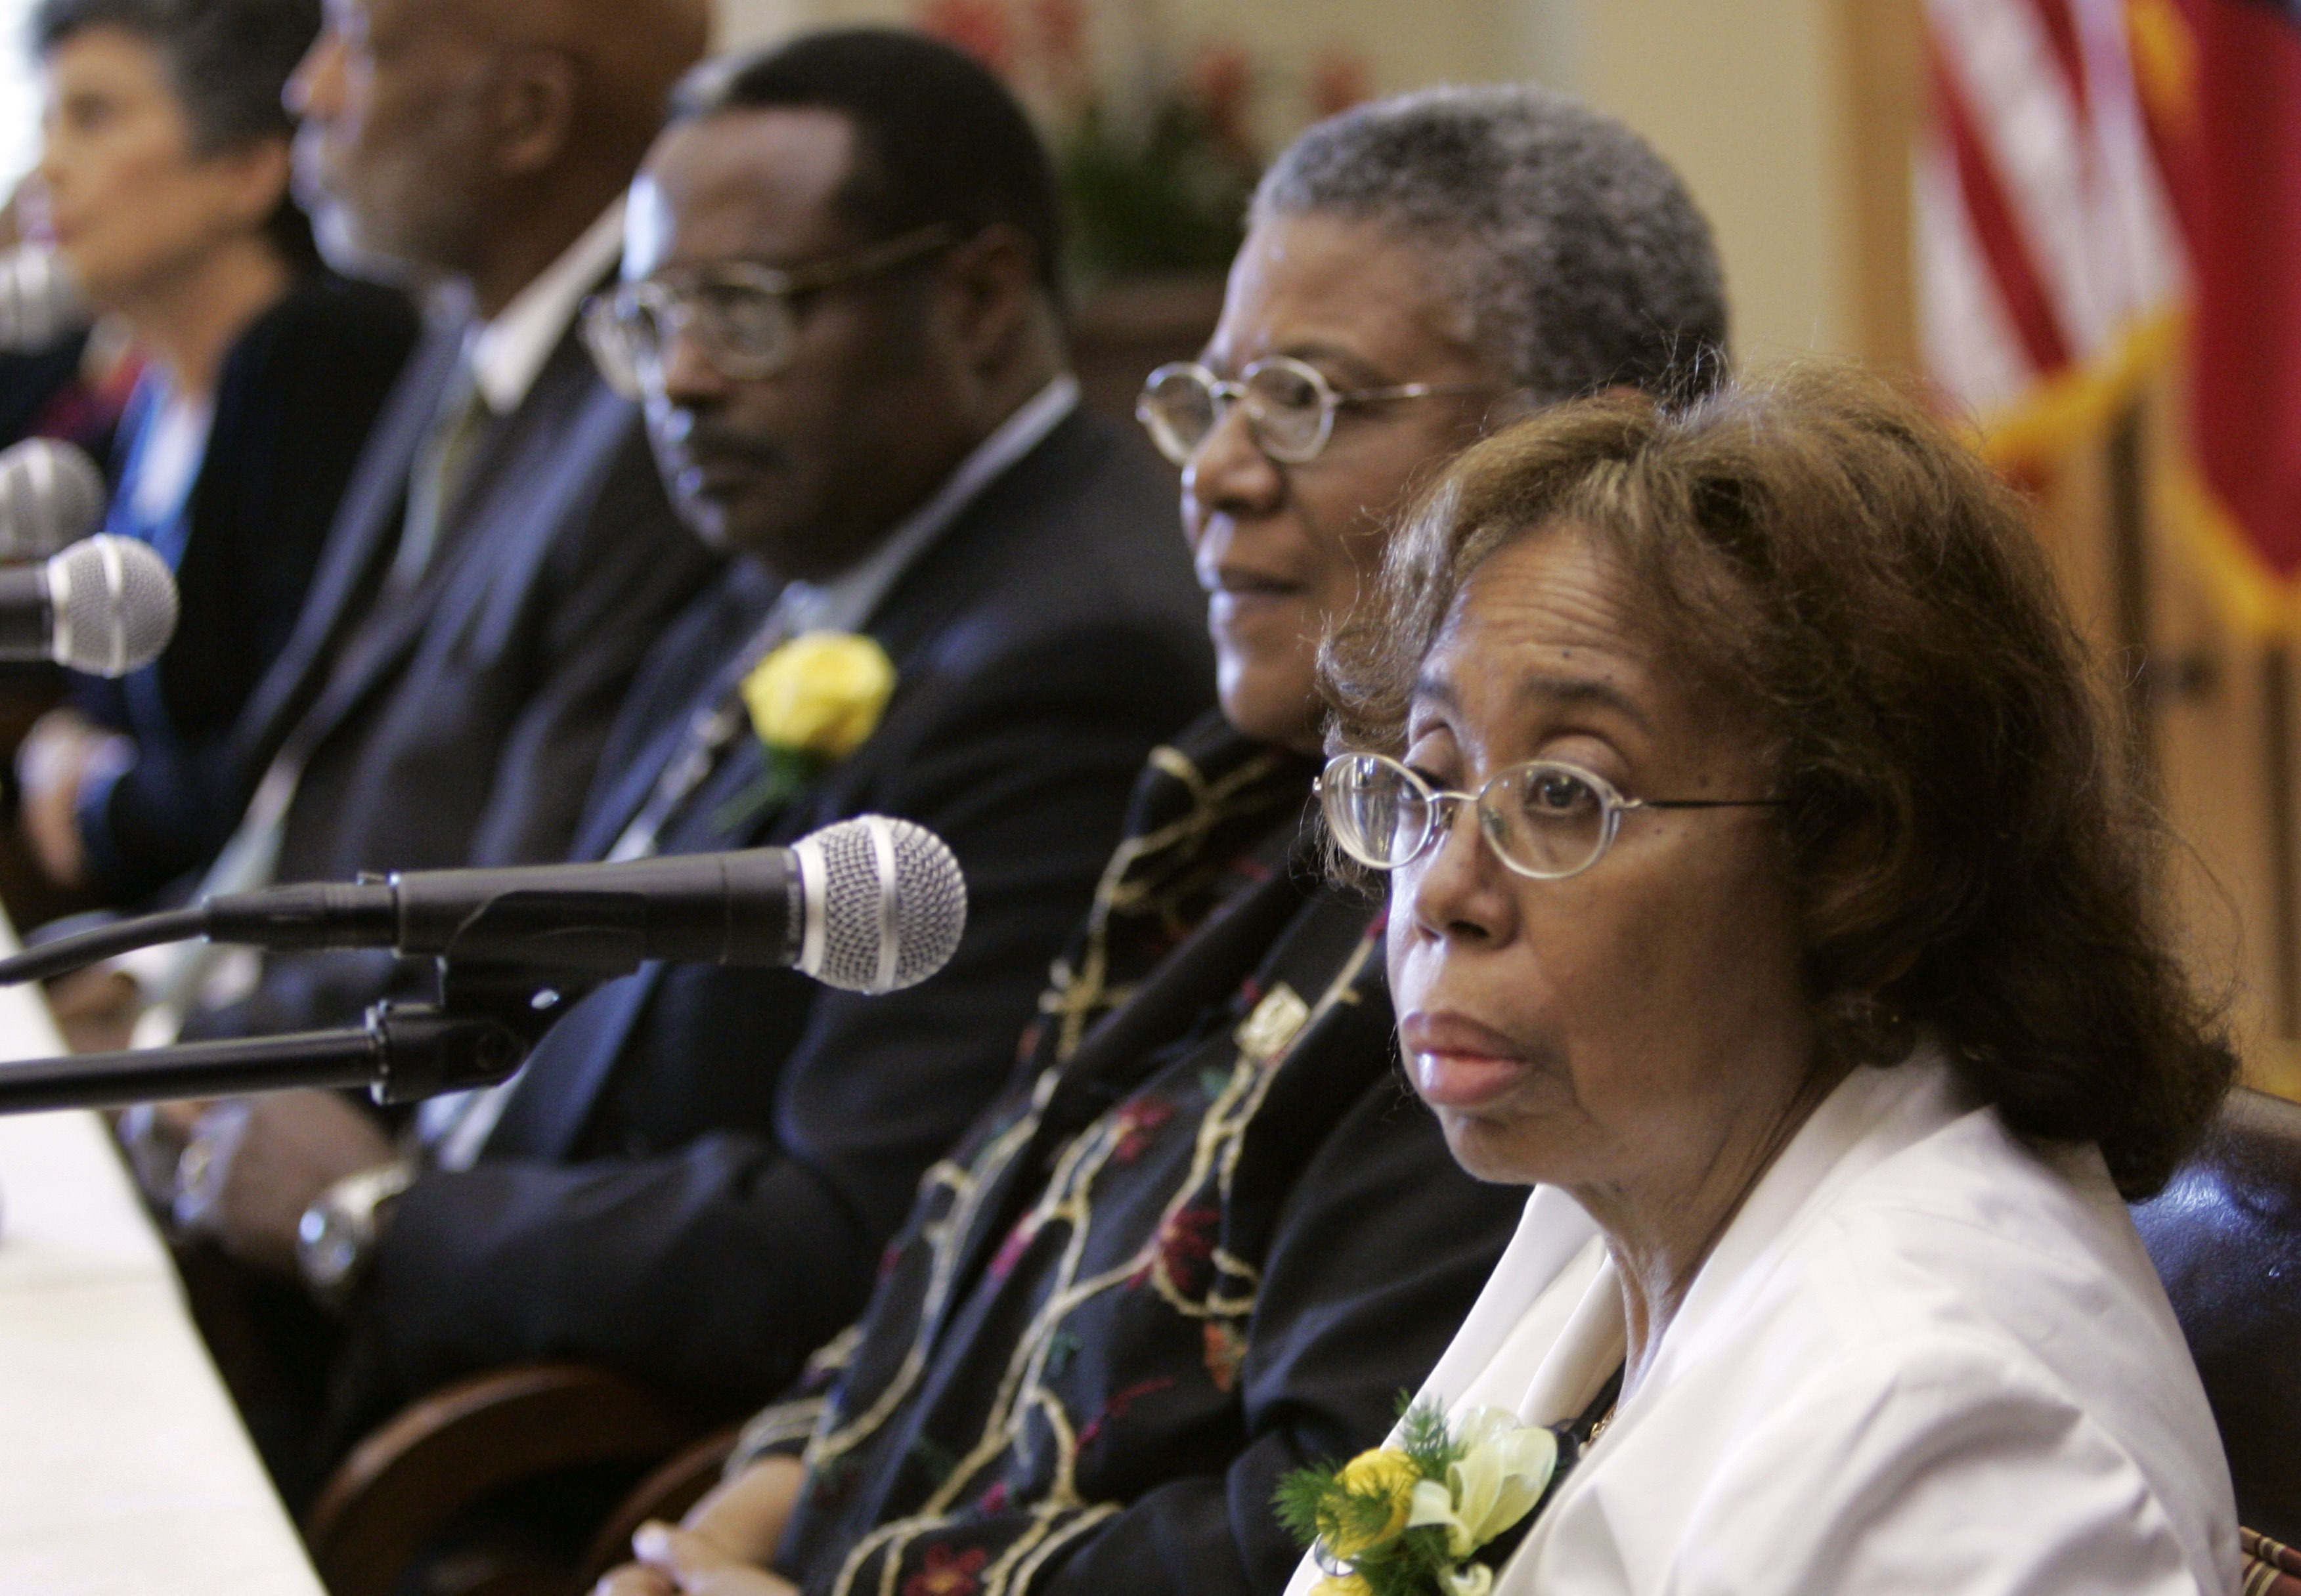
[1572,0,1858,360]
[709,0,1875,363]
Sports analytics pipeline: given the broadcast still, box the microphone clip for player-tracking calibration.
[0,960,605,1117]
[364,959,603,1106]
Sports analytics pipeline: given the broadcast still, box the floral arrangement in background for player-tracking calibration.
[915,0,1372,282]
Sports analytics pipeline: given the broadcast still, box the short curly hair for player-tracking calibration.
[1321,362,2234,1198]
[1253,83,1729,405]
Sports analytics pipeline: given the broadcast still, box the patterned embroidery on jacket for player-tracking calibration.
[772,728,1348,1596]
[806,924,1379,1596]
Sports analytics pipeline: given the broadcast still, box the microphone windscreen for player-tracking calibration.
[49,534,179,677]
[0,247,85,351]
[793,815,968,994]
[0,439,105,559]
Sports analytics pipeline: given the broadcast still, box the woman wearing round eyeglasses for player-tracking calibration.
[1286,364,2235,1596]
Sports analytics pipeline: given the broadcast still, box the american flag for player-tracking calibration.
[1920,0,2301,620]
[1919,0,2181,447]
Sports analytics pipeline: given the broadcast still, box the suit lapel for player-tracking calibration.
[481,967,665,1159]
[229,321,466,769]
[280,329,600,760]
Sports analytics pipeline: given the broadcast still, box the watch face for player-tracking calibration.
[298,1205,361,1289]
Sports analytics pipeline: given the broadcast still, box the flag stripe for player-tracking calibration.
[1931,39,2076,372]
[2027,0,2093,108]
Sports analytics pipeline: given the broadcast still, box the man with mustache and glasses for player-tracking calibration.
[305,28,1213,1450]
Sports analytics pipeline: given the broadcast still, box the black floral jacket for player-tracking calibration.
[743,715,1527,1596]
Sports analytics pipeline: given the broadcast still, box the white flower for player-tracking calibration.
[1404,1406,1560,1560]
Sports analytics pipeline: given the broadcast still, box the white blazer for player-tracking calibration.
[1284,1048,2237,1595]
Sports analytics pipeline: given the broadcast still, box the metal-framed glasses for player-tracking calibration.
[582,223,953,400]
[1317,752,1787,882]
[1135,356,1492,466]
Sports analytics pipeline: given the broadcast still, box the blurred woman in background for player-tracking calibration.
[16,0,416,908]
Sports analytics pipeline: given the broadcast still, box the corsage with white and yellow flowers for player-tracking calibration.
[723,630,896,821]
[1277,1400,1579,1596]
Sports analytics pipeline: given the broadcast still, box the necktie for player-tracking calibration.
[420,604,799,1167]
[390,355,492,592]
[603,606,797,863]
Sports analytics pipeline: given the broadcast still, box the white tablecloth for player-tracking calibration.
[0,925,323,1593]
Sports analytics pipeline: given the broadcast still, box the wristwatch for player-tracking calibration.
[296,1159,415,1304]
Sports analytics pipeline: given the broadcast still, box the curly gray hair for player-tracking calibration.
[1253,83,1728,404]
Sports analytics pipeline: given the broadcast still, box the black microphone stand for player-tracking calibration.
[0,959,600,1115]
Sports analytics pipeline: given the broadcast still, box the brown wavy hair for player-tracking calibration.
[1320,362,2233,1198]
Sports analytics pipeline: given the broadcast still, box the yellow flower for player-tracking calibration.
[741,631,896,761]
[1311,1578,1373,1596]
[1321,1446,1421,1558]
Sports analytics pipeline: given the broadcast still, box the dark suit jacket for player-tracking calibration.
[356,407,1214,1421]
[184,311,722,1037]
[76,270,420,904]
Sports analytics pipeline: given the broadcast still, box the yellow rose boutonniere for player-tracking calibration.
[741,630,897,761]
[718,631,896,825]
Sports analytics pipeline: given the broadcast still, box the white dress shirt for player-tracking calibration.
[468,196,626,412]
[1285,1046,2237,1595]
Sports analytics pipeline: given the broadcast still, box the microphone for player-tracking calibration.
[0,815,969,994]
[0,246,86,351]
[0,438,106,560]
[0,534,179,676]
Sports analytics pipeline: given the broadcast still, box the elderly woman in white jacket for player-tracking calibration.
[1290,364,2237,1596]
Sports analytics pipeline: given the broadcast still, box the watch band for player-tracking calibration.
[295,1158,416,1303]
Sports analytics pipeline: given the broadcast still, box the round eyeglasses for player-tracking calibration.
[1317,752,1787,882]
[581,224,953,400]
[1135,356,1493,466]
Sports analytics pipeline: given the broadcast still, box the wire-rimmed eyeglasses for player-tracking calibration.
[1135,356,1493,466]
[581,223,953,400]
[1316,752,1787,882]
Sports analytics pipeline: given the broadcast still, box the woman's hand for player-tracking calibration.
[681,1456,806,1564]
[590,1456,806,1596]
[16,707,132,889]
[592,1522,797,1596]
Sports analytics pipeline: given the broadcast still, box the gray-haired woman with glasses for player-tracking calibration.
[1286,362,2236,1596]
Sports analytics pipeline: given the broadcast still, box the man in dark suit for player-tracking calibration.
[100,0,720,1004]
[93,0,720,1499]
[228,30,1212,1443]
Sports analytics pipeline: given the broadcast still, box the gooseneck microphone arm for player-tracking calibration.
[0,907,209,983]
[0,960,596,1116]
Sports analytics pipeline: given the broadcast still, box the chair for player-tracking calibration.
[305,1363,714,1596]
[2132,1085,2301,1545]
